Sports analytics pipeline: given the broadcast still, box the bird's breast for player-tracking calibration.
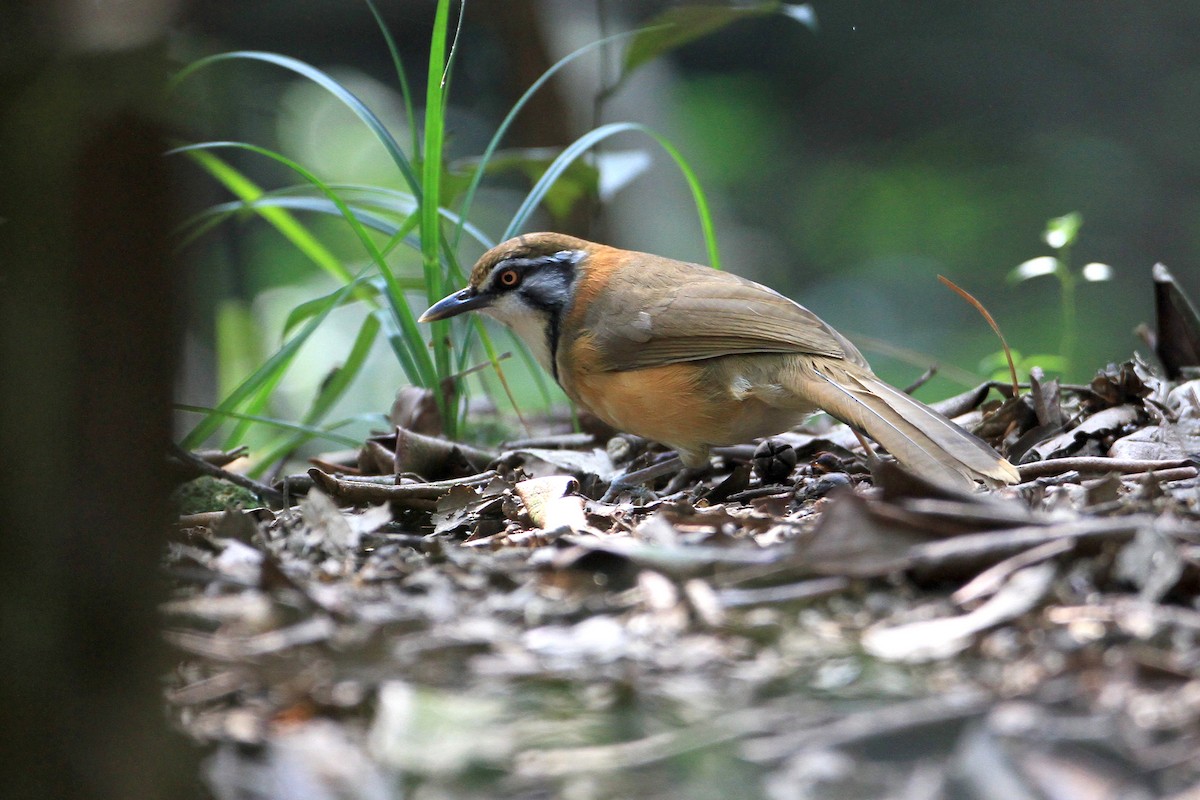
[560,344,816,464]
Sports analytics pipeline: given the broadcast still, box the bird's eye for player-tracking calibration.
[498,268,520,288]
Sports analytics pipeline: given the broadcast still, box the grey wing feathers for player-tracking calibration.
[589,261,865,371]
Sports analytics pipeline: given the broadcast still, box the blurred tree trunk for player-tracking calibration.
[0,2,194,798]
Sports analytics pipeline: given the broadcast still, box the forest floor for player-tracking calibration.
[166,275,1200,800]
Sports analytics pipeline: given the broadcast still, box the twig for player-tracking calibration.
[902,365,937,395]
[307,467,498,507]
[938,274,1019,397]
[908,517,1152,578]
[952,538,1075,606]
[502,432,596,450]
[169,443,285,508]
[716,577,851,608]
[516,707,775,777]
[1018,457,1194,480]
[1082,466,1197,487]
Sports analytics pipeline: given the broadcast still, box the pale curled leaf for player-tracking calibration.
[1010,256,1059,283]
[1081,262,1113,281]
[862,563,1057,663]
[515,476,586,531]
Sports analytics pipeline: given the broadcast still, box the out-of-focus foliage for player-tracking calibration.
[172,1,732,469]
[174,1,1200,436]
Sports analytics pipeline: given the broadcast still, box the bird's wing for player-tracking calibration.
[582,257,868,372]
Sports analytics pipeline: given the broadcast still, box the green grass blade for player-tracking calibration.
[172,140,438,389]
[422,0,456,431]
[181,148,351,282]
[364,0,420,157]
[378,309,429,388]
[197,196,403,239]
[180,273,363,449]
[251,184,494,252]
[250,312,382,473]
[223,369,285,447]
[503,121,720,268]
[422,0,451,303]
[281,275,405,337]
[172,50,421,196]
[618,4,814,88]
[451,28,644,250]
[175,404,365,448]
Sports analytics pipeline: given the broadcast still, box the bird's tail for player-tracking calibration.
[793,360,1020,489]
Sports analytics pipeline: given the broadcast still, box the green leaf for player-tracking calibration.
[172,141,439,392]
[181,149,351,283]
[180,271,363,450]
[449,149,600,222]
[215,300,263,403]
[1043,212,1082,250]
[1022,354,1070,374]
[451,28,644,250]
[175,404,364,448]
[172,50,420,196]
[282,275,393,337]
[250,312,383,474]
[979,349,1022,375]
[422,0,456,433]
[620,3,815,84]
[364,0,420,158]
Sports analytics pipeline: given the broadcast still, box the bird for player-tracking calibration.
[419,232,1019,492]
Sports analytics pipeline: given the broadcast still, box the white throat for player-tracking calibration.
[483,295,556,376]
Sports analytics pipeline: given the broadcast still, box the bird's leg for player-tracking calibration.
[661,461,713,495]
[600,454,685,503]
[851,429,880,463]
[851,428,886,478]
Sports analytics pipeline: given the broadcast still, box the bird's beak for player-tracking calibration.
[419,287,490,322]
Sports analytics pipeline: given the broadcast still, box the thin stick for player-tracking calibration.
[169,443,285,508]
[1018,457,1194,480]
[938,275,1019,397]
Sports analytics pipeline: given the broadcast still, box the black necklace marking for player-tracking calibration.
[547,311,562,383]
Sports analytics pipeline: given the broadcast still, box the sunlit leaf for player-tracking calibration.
[1081,262,1113,282]
[448,148,600,222]
[597,150,653,201]
[1009,256,1059,283]
[1043,211,1082,249]
[620,2,815,84]
[180,149,352,283]
[780,3,818,30]
[979,349,1022,375]
[1024,354,1070,373]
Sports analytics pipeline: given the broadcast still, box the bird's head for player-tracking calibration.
[419,232,592,375]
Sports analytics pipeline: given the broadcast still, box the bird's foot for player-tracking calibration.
[599,455,685,503]
[599,477,658,504]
